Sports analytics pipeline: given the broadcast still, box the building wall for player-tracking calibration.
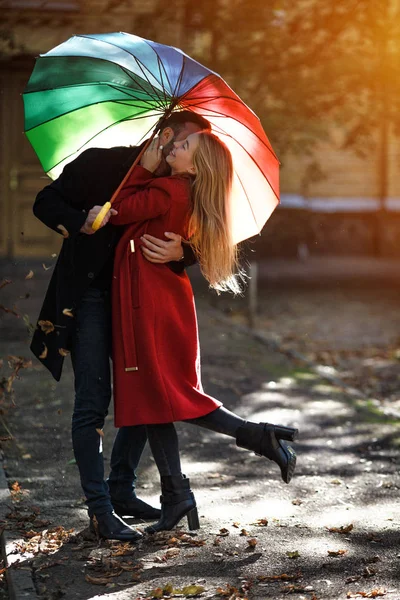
[0,3,398,258]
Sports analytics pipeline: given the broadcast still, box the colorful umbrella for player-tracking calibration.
[23,32,279,243]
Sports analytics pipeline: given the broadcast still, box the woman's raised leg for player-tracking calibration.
[186,407,297,484]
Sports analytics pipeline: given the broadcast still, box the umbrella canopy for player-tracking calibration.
[23,32,279,244]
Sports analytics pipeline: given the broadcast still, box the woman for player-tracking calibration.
[110,131,297,534]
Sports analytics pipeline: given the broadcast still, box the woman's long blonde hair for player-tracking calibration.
[188,132,241,294]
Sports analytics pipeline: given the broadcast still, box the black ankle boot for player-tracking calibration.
[145,475,200,534]
[111,496,161,520]
[236,422,298,484]
[89,511,143,541]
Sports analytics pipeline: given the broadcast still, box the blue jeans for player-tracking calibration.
[70,287,146,517]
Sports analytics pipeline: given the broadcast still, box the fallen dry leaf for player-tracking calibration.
[38,320,55,335]
[42,263,52,271]
[218,528,230,536]
[181,584,206,596]
[0,304,20,317]
[251,518,268,526]
[286,550,300,559]
[257,572,302,582]
[247,538,257,548]
[62,308,74,318]
[111,542,136,557]
[328,524,354,534]
[346,590,387,598]
[282,584,312,594]
[292,498,303,505]
[164,547,180,559]
[328,549,348,556]
[85,574,114,586]
[363,566,377,578]
[25,270,34,280]
[0,279,12,290]
[240,529,249,536]
[213,537,222,546]
[39,344,48,359]
[58,348,70,356]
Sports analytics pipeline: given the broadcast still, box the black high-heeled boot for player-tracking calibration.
[89,511,143,541]
[236,422,298,484]
[145,475,200,534]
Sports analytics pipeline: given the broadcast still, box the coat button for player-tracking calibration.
[88,272,94,279]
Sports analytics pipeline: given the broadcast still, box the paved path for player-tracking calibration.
[0,263,399,599]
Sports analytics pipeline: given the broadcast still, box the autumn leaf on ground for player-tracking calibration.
[328,549,348,556]
[247,538,257,549]
[164,547,180,559]
[328,524,354,534]
[250,518,268,526]
[216,584,246,598]
[282,584,313,594]
[58,348,70,356]
[292,498,303,505]
[62,308,74,318]
[85,574,114,586]
[218,528,230,536]
[25,270,34,280]
[0,279,12,290]
[38,320,55,335]
[111,542,136,557]
[10,481,23,501]
[286,550,300,559]
[42,263,52,271]
[39,344,48,359]
[257,572,302,582]
[346,590,387,598]
[213,537,222,546]
[57,224,69,238]
[181,584,206,597]
[0,304,20,317]
[240,529,249,536]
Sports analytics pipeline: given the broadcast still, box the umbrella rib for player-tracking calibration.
[154,55,170,107]
[211,120,279,203]
[130,55,169,108]
[79,34,169,107]
[24,97,162,132]
[47,110,162,173]
[234,169,260,234]
[171,54,186,98]
[119,64,166,110]
[25,54,166,109]
[183,99,279,162]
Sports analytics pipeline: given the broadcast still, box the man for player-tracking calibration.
[31,111,210,541]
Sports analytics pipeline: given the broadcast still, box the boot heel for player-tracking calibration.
[187,507,200,530]
[274,425,298,442]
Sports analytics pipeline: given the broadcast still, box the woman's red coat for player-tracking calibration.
[110,165,221,427]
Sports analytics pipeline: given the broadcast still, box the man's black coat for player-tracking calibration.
[30,145,188,381]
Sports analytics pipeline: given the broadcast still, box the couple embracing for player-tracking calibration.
[31,110,297,543]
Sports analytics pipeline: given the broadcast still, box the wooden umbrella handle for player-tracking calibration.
[91,130,158,232]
